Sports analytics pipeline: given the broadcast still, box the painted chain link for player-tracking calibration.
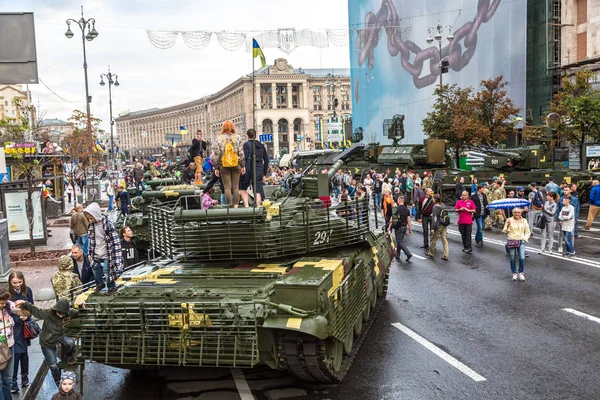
[357,0,502,89]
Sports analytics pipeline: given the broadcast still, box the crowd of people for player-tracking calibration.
[329,167,600,282]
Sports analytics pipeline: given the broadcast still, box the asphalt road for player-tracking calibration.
[36,214,600,400]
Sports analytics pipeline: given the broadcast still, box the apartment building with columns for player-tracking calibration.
[116,58,351,161]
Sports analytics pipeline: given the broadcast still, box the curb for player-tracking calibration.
[22,361,48,400]
[11,257,63,269]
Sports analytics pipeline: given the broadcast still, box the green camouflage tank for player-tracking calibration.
[68,164,393,382]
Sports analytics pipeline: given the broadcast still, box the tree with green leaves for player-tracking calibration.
[550,70,600,171]
[0,99,45,255]
[472,76,521,146]
[422,84,478,167]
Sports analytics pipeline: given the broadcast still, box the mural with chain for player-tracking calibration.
[349,0,526,143]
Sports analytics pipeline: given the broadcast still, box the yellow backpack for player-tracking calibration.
[222,137,239,168]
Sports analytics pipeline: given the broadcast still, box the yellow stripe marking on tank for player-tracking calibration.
[144,278,176,284]
[74,288,95,308]
[564,176,571,184]
[286,318,302,329]
[163,191,179,197]
[371,246,379,255]
[293,261,313,267]
[131,266,181,282]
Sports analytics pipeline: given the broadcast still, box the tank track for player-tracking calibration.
[277,272,389,382]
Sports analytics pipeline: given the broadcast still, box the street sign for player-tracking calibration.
[165,134,183,142]
[259,134,273,142]
[327,133,343,142]
[586,145,600,157]
[326,122,343,131]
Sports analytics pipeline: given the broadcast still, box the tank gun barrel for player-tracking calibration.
[142,189,202,199]
[145,178,180,189]
[327,144,363,179]
[173,206,267,223]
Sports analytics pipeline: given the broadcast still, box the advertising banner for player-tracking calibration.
[4,189,44,242]
[348,0,527,143]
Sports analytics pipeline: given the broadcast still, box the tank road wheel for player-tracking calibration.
[354,313,363,336]
[343,330,354,355]
[324,338,343,374]
[363,302,371,322]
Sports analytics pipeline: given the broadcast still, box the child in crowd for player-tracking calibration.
[51,371,82,400]
[51,256,82,301]
[201,188,219,210]
[559,196,575,256]
[117,185,131,216]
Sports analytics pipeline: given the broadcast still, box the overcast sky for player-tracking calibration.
[1,0,351,132]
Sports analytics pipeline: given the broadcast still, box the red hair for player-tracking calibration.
[221,120,235,134]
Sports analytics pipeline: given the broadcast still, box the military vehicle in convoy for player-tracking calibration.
[292,139,452,180]
[68,161,393,382]
[435,128,598,204]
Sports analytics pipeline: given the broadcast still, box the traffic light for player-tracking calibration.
[441,60,449,74]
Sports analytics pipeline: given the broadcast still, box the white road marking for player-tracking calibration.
[391,322,487,382]
[411,254,428,260]
[563,308,600,325]
[231,368,254,400]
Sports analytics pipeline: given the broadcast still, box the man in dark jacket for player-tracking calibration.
[182,162,196,185]
[416,188,435,248]
[70,244,93,285]
[470,184,489,245]
[132,163,145,196]
[390,195,413,262]
[455,176,466,200]
[239,129,270,207]
[120,226,139,267]
[16,299,81,387]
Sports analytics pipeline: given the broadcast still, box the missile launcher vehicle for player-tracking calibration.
[69,160,394,382]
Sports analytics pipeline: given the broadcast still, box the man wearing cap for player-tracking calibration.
[528,182,544,235]
[422,172,433,190]
[491,180,507,227]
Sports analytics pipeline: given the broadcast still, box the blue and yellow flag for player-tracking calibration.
[161,144,168,151]
[252,39,266,68]
[95,140,105,153]
[179,125,188,135]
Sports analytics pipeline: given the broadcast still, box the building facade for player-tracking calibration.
[38,119,73,144]
[0,84,30,119]
[116,59,351,161]
[561,0,600,65]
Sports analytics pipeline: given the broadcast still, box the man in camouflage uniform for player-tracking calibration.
[422,172,433,191]
[483,182,494,229]
[492,180,507,227]
[51,255,83,301]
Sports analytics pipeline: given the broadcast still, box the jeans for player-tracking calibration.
[40,336,75,385]
[375,193,381,209]
[528,209,540,235]
[135,181,143,196]
[458,223,473,250]
[429,226,449,258]
[93,258,115,289]
[76,234,89,256]
[509,240,526,273]
[108,195,114,211]
[474,216,484,242]
[394,226,412,258]
[12,351,29,384]
[421,216,432,246]
[540,220,556,252]
[563,230,574,254]
[0,346,14,400]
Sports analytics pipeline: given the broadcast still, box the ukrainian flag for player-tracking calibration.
[252,39,266,68]
[179,125,188,135]
[95,140,105,153]
[161,144,168,151]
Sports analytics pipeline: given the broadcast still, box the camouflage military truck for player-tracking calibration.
[68,163,393,382]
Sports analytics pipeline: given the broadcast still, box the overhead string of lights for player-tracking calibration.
[145,24,412,54]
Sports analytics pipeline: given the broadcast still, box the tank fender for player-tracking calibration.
[262,315,329,340]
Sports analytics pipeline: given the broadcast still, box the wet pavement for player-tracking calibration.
[34,211,600,400]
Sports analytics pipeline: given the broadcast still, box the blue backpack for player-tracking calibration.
[532,190,544,209]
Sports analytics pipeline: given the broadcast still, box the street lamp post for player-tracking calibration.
[65,6,98,135]
[100,66,120,170]
[426,23,454,94]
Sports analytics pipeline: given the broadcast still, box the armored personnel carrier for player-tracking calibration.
[436,143,596,204]
[69,163,393,382]
[292,139,451,180]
